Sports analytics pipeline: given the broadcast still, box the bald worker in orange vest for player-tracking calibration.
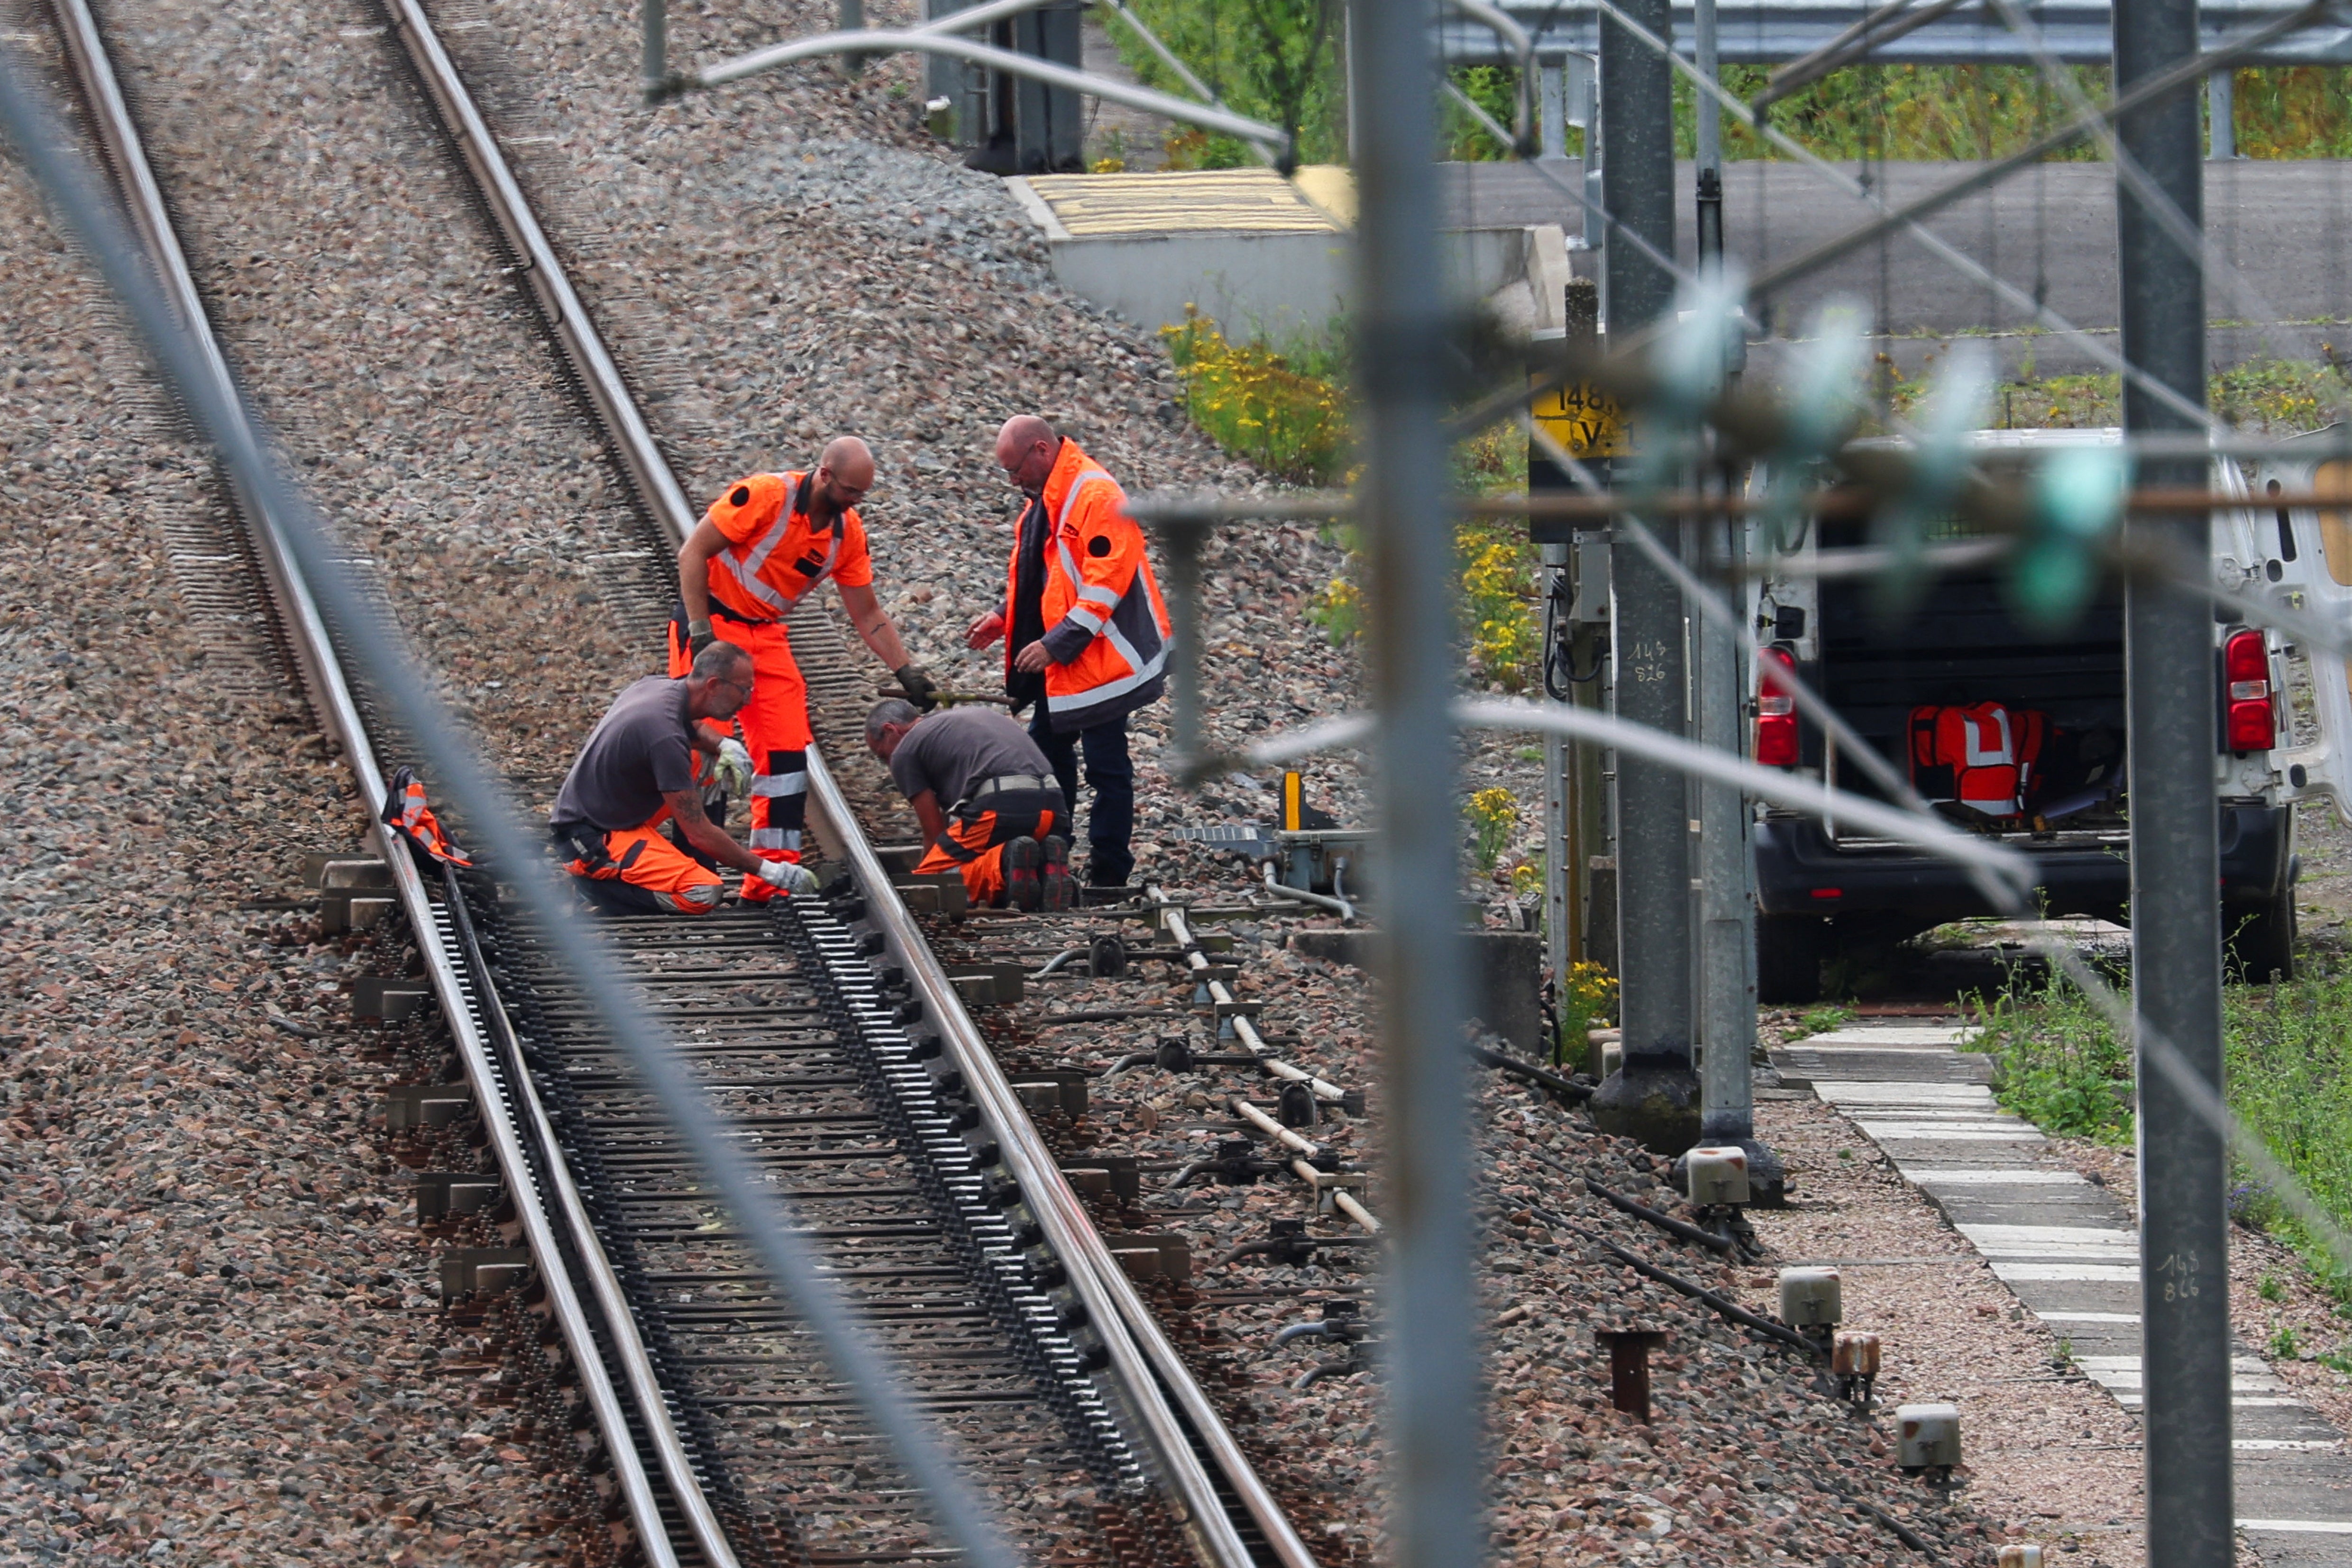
[671,436,938,855]
[967,415,1170,890]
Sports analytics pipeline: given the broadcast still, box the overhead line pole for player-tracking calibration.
[1345,3,1479,1567]
[1592,0,1701,1154]
[2115,0,2234,1559]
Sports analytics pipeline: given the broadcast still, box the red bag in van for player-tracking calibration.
[1908,703,2046,818]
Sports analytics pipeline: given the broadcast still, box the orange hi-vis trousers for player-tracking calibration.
[915,789,1060,906]
[561,806,726,915]
[669,610,810,853]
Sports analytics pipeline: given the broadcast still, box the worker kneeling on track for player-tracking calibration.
[552,641,820,914]
[866,698,1076,912]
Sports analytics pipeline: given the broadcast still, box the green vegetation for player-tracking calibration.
[2274,1323,2305,1360]
[1968,963,2352,1300]
[1105,0,1345,166]
[1159,310,1348,484]
[2261,1273,2288,1303]
[1554,961,1620,1073]
[1899,356,2352,434]
[1102,0,2352,170]
[1468,786,1519,873]
[1798,1003,1855,1038]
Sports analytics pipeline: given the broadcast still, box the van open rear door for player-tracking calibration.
[2246,436,2352,820]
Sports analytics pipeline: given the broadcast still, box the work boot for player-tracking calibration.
[1001,837,1044,912]
[1040,836,1076,912]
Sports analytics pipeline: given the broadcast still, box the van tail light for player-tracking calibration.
[2224,628,2277,752]
[1757,647,1800,766]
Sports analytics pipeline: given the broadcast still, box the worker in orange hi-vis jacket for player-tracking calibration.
[670,435,939,854]
[966,415,1170,892]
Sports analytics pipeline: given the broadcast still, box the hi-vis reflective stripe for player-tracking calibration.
[713,474,841,619]
[1059,468,1112,532]
[1046,640,1170,711]
[1963,708,2012,766]
[752,773,810,798]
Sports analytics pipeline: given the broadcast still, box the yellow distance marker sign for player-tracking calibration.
[1532,379,1629,458]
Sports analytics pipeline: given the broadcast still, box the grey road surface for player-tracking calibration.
[1442,158,2352,382]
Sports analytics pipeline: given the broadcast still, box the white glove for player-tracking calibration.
[712,738,753,798]
[757,857,819,897]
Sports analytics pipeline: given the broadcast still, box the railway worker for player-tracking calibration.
[964,415,1170,893]
[672,435,939,855]
[865,697,1075,912]
[552,641,821,914]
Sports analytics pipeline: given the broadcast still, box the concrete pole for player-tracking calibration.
[1542,541,1573,1015]
[1540,59,1569,161]
[1693,0,1721,178]
[1345,5,1478,1568]
[1591,0,1698,1156]
[2207,67,2235,160]
[641,0,667,95]
[1695,506,1781,1198]
[840,0,865,75]
[2115,0,2232,1561]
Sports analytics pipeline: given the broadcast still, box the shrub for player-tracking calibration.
[1468,786,1518,872]
[1160,309,1349,485]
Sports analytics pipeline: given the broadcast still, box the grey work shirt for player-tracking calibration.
[888,705,1056,810]
[551,676,699,833]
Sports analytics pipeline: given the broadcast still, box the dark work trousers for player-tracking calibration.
[1027,705,1135,886]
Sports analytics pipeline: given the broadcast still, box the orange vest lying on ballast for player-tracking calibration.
[1909,702,2046,817]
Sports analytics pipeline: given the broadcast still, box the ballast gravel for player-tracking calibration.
[952,914,2042,1562]
[0,97,563,1566]
[0,0,2186,1559]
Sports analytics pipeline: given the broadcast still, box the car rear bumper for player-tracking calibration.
[1754,800,2291,923]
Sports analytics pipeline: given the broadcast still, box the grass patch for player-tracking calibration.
[1883,355,2352,434]
[1968,963,2352,1300]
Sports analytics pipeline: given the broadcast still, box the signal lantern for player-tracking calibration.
[2224,628,2276,752]
[1757,646,1800,766]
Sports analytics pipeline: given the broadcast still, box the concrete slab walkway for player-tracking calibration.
[1772,1021,2352,1563]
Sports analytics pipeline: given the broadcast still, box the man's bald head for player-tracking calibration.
[810,435,874,517]
[995,415,1060,494]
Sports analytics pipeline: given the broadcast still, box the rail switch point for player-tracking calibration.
[1895,1402,1963,1471]
[1683,1144,1751,1205]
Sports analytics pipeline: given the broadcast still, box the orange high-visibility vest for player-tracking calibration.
[1003,439,1171,732]
[701,471,874,624]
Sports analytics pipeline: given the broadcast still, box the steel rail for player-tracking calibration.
[380,0,699,541]
[53,0,1319,1555]
[36,3,687,1561]
[805,751,1322,1568]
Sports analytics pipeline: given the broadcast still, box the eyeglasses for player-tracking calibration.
[714,675,753,701]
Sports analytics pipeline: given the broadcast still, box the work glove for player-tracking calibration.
[754,855,819,898]
[893,662,940,712]
[687,617,715,657]
[711,737,753,799]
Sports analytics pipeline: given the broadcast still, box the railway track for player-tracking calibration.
[38,2,1317,1563]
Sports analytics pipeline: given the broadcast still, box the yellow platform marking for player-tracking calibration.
[1024,167,1345,237]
